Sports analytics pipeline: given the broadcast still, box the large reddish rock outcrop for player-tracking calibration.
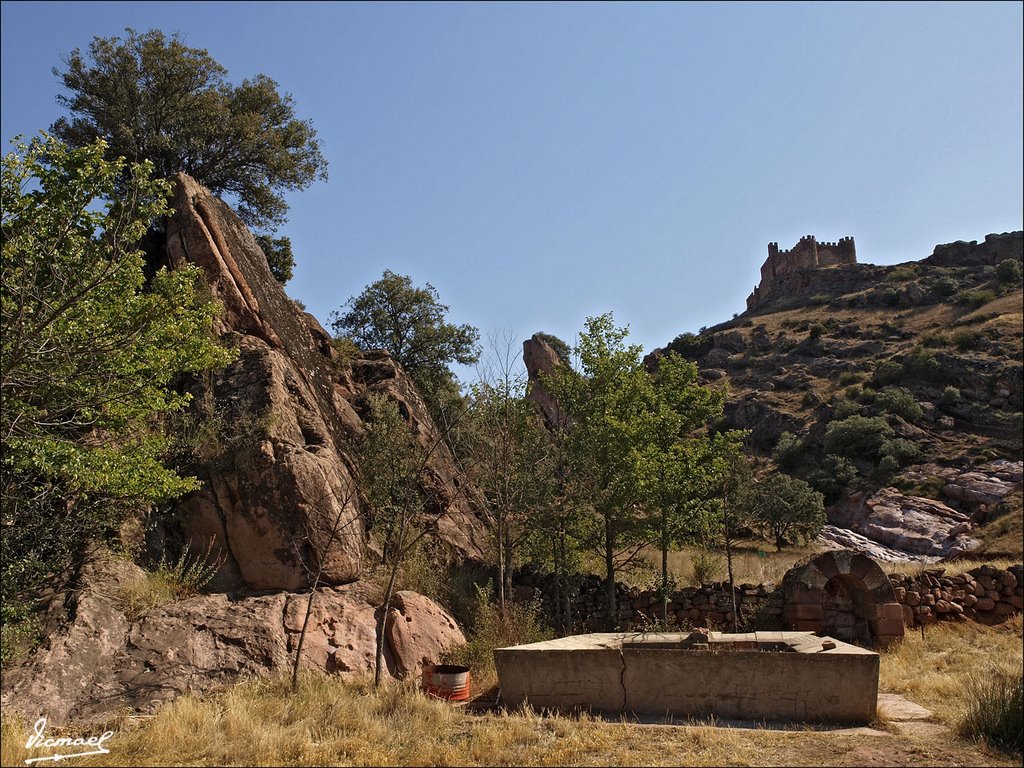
[830,487,980,559]
[165,174,485,590]
[1,551,465,724]
[523,333,566,428]
[1,176,486,725]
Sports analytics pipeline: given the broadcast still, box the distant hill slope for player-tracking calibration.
[650,232,1023,561]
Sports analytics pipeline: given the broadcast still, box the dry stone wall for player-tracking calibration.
[888,563,1023,627]
[519,562,1022,634]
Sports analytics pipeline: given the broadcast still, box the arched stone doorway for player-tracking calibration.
[782,550,904,647]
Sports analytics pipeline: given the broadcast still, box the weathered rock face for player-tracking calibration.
[343,351,488,561]
[165,174,485,590]
[523,334,565,428]
[816,526,938,564]
[900,460,1023,523]
[829,487,980,559]
[1,552,464,725]
[924,231,1023,268]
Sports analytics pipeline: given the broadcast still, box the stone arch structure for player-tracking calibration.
[781,550,904,647]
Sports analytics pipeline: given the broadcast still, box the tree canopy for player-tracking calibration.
[1,134,233,609]
[749,473,826,551]
[331,270,480,413]
[50,27,327,282]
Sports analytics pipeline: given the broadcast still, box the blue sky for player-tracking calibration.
[3,1,1022,381]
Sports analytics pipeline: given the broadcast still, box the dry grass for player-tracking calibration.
[880,614,1023,726]
[628,543,825,589]
[4,619,1022,767]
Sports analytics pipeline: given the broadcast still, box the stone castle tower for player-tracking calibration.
[746,235,856,310]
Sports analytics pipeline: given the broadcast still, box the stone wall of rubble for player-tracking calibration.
[518,562,1022,633]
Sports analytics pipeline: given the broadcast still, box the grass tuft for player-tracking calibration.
[958,660,1023,754]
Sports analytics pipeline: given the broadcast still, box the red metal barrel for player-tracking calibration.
[421,664,470,702]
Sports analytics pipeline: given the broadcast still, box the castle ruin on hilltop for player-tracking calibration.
[746,235,856,310]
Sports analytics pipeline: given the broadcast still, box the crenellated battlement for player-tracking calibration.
[748,235,856,310]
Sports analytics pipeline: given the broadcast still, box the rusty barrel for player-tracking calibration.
[421,664,470,702]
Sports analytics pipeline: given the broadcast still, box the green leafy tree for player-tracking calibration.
[749,473,826,551]
[634,352,729,625]
[331,270,480,417]
[254,234,294,285]
[706,439,756,630]
[543,314,656,629]
[50,28,327,283]
[1,134,233,609]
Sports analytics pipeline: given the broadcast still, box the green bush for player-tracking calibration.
[931,276,958,299]
[441,585,552,677]
[808,294,830,306]
[952,329,982,351]
[669,331,712,360]
[874,360,904,386]
[838,371,864,386]
[807,455,858,503]
[118,544,223,619]
[956,289,997,309]
[903,347,942,382]
[832,399,862,420]
[808,323,826,339]
[878,455,899,473]
[958,661,1023,753]
[995,258,1022,286]
[887,264,919,282]
[881,286,901,306]
[771,432,805,469]
[921,332,949,348]
[879,437,923,467]
[824,415,895,461]
[939,386,961,409]
[875,388,924,423]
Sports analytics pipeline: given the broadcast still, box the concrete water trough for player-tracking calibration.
[494,631,879,724]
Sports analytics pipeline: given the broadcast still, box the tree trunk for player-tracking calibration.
[374,559,400,688]
[604,514,617,631]
[502,527,513,614]
[291,588,317,691]
[725,535,738,633]
[496,515,506,614]
[661,511,669,626]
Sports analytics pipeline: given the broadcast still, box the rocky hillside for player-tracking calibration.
[2,174,487,724]
[649,232,1024,562]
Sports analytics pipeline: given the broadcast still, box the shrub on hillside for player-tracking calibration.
[875,388,924,423]
[808,455,859,503]
[874,360,904,386]
[771,432,805,469]
[956,289,997,309]
[931,275,958,299]
[903,347,942,382]
[995,258,1022,286]
[824,415,895,461]
[952,329,983,351]
[669,331,712,360]
[940,386,962,410]
[832,399,862,420]
[879,437,923,468]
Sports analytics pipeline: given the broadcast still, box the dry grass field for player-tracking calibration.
[3,616,1019,767]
